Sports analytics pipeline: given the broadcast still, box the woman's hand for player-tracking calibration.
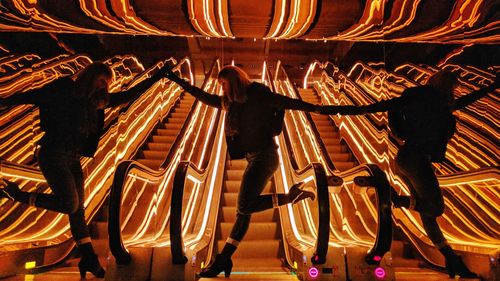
[159,64,184,83]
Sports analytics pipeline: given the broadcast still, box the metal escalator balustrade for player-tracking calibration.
[108,59,224,271]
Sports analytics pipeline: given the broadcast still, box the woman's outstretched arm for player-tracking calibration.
[263,92,321,112]
[0,77,69,107]
[453,78,499,110]
[165,67,222,109]
[321,93,405,115]
[107,64,170,107]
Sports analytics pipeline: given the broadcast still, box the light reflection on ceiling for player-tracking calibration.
[0,0,498,43]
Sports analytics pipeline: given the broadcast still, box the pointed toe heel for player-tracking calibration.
[198,254,232,278]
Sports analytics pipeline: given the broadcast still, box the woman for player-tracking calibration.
[0,61,169,278]
[165,65,322,278]
[322,70,498,278]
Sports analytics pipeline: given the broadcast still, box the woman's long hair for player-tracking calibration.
[426,70,458,104]
[217,65,251,105]
[73,62,113,134]
[74,62,113,100]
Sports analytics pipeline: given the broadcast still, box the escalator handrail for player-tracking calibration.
[109,58,220,264]
[169,59,223,264]
[108,67,199,265]
[170,161,208,264]
[109,160,170,264]
[272,61,333,264]
[277,128,333,265]
[351,164,393,265]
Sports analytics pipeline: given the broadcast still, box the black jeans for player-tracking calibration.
[229,147,280,241]
[35,146,90,243]
[395,145,446,246]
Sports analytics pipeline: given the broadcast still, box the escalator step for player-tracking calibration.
[168,117,186,123]
[322,138,341,145]
[222,193,238,206]
[152,135,176,143]
[156,129,178,136]
[326,145,343,153]
[164,123,183,130]
[171,112,188,118]
[147,143,171,151]
[224,181,272,193]
[333,161,355,171]
[137,159,162,169]
[220,222,277,240]
[226,159,248,169]
[174,108,190,113]
[217,240,280,259]
[331,153,351,162]
[142,150,167,159]
[226,170,245,180]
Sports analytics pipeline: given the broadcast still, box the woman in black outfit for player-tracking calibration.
[0,62,169,278]
[322,70,498,278]
[165,65,322,278]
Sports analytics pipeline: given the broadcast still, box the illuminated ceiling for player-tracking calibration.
[0,0,498,44]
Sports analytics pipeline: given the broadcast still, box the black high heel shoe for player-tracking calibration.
[289,182,316,204]
[445,255,479,279]
[78,254,105,279]
[198,254,233,278]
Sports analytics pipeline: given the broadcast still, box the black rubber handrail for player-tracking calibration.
[109,58,221,265]
[169,60,223,263]
[108,59,200,264]
[272,62,339,265]
[170,161,205,264]
[352,164,393,265]
[108,160,168,264]
[108,99,199,264]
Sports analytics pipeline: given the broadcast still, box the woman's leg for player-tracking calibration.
[4,150,80,214]
[199,150,280,277]
[67,159,105,278]
[241,181,314,213]
[395,148,444,217]
[221,149,279,258]
[67,158,93,250]
[395,148,476,277]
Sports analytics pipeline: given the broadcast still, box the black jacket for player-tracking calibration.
[2,72,164,157]
[176,80,318,154]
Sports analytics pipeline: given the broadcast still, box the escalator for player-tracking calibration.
[136,93,195,169]
[298,88,356,172]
